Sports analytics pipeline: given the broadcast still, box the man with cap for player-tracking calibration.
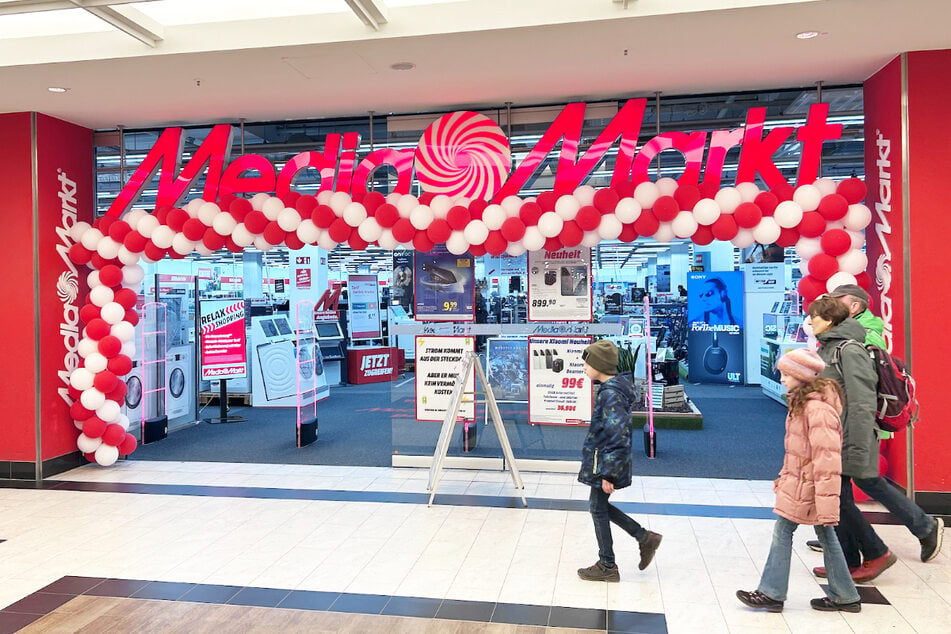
[827,284,886,349]
[576,339,662,582]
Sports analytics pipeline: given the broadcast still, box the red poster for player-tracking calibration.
[296,268,312,289]
[200,300,248,379]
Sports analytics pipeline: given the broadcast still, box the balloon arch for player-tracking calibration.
[66,176,871,465]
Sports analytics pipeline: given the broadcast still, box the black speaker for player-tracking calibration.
[299,417,318,447]
[461,421,478,452]
[143,415,167,445]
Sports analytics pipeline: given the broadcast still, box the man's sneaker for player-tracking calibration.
[812,564,860,578]
[638,531,663,570]
[577,561,620,582]
[806,540,823,552]
[920,516,944,562]
[736,590,784,613]
[851,551,897,582]
[810,597,861,613]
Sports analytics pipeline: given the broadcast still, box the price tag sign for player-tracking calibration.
[527,247,592,321]
[527,336,593,425]
[414,246,475,321]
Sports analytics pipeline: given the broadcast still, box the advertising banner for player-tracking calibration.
[527,247,592,321]
[760,340,807,403]
[687,271,745,384]
[348,274,382,339]
[415,336,475,422]
[391,250,414,314]
[528,336,592,425]
[347,346,398,384]
[200,300,248,379]
[486,338,529,402]
[414,246,475,321]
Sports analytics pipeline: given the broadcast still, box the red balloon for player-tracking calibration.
[83,452,97,463]
[239,210,265,234]
[102,423,126,446]
[633,209,660,236]
[468,199,488,220]
[98,264,123,288]
[418,191,435,206]
[68,384,82,401]
[426,218,453,244]
[652,196,680,222]
[166,208,189,232]
[107,220,131,243]
[154,206,171,224]
[294,194,318,217]
[593,188,620,213]
[70,401,94,421]
[80,303,101,324]
[697,180,719,199]
[96,215,117,234]
[262,222,286,245]
[618,223,638,243]
[575,206,601,231]
[118,433,138,456]
[68,243,92,265]
[143,243,167,261]
[776,227,800,247]
[349,233,369,251]
[281,191,302,208]
[168,249,186,260]
[373,204,399,228]
[798,211,827,238]
[85,318,111,340]
[284,233,305,250]
[820,229,852,257]
[754,191,780,216]
[772,182,795,202]
[543,236,563,252]
[391,218,416,244]
[124,309,140,326]
[854,271,872,290]
[837,178,867,205]
[797,275,827,301]
[710,215,738,241]
[229,197,253,221]
[808,253,839,280]
[362,192,385,215]
[412,231,434,252]
[312,205,337,229]
[817,194,849,221]
[559,220,584,247]
[93,370,118,393]
[733,202,763,229]
[181,218,205,241]
[98,335,123,358]
[83,416,107,438]
[107,354,133,376]
[123,231,148,253]
[500,217,526,242]
[613,181,635,199]
[114,288,138,310]
[518,202,543,226]
[106,380,127,403]
[671,184,699,211]
[692,224,715,246]
[536,191,558,212]
[446,205,471,231]
[484,231,508,255]
[203,229,226,252]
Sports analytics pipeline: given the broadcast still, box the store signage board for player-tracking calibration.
[391,322,623,336]
[686,271,746,384]
[414,246,475,321]
[199,300,248,379]
[744,263,784,293]
[415,335,475,422]
[486,338,529,402]
[391,250,414,315]
[527,336,593,425]
[527,248,593,321]
[347,273,382,339]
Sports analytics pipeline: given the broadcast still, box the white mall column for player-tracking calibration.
[694,240,735,272]
[288,244,323,318]
[242,251,264,300]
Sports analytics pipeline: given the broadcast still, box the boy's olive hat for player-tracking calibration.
[582,340,618,376]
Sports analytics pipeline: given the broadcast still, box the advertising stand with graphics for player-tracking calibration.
[528,336,593,425]
[527,247,592,321]
[347,273,382,340]
[198,298,247,424]
[416,336,475,422]
[687,271,746,384]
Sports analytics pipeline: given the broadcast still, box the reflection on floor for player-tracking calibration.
[1,462,949,633]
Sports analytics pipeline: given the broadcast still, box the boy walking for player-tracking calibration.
[577,340,662,582]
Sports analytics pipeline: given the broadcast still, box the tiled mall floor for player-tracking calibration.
[1,462,949,633]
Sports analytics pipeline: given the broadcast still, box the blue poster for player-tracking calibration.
[414,245,475,321]
[687,270,745,384]
[486,338,529,401]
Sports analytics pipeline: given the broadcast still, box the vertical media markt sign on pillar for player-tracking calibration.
[199,300,248,379]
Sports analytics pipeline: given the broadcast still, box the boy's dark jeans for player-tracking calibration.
[589,485,647,568]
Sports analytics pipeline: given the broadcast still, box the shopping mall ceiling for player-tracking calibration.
[0,0,948,130]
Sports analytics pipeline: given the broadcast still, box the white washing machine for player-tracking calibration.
[124,358,144,428]
[251,315,314,407]
[165,345,194,420]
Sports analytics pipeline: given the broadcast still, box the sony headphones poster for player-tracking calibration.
[414,245,475,321]
[687,271,745,384]
[527,247,592,321]
[527,336,592,425]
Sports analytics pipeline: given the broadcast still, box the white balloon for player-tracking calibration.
[799,259,811,276]
[826,271,857,293]
[250,192,271,211]
[185,198,203,217]
[714,187,741,214]
[95,443,119,467]
[537,212,564,238]
[136,215,159,239]
[262,196,286,220]
[463,220,489,245]
[120,341,136,358]
[571,185,594,206]
[481,204,506,230]
[122,210,145,229]
[97,237,121,260]
[297,219,320,244]
[87,270,102,288]
[446,231,469,255]
[693,199,720,225]
[74,418,85,431]
[77,434,102,454]
[150,225,174,249]
[342,203,367,228]
[211,212,236,236]
[814,177,838,196]
[84,352,108,373]
[396,194,418,218]
[97,400,121,423]
[252,236,273,252]
[501,195,523,217]
[278,207,303,232]
[122,264,144,286]
[171,233,196,255]
[112,321,135,343]
[581,230,601,248]
[317,190,334,206]
[774,200,804,228]
[731,228,756,248]
[231,224,254,248]
[317,231,340,251]
[795,237,823,260]
[844,204,872,231]
[117,246,139,266]
[522,226,545,252]
[598,215,623,240]
[752,217,782,245]
[197,202,221,225]
[409,205,434,231]
[117,413,131,431]
[100,302,125,325]
[80,228,103,251]
[847,229,865,250]
[554,195,581,221]
[430,195,453,218]
[655,177,679,197]
[505,242,527,256]
[614,198,642,224]
[633,181,660,209]
[653,223,675,243]
[671,211,699,238]
[736,182,761,203]
[70,221,91,243]
[375,229,398,250]
[357,218,383,243]
[793,184,822,212]
[89,285,114,307]
[838,249,868,275]
[80,388,106,411]
[384,192,401,206]
[77,338,98,359]
[328,192,352,216]
[70,367,94,391]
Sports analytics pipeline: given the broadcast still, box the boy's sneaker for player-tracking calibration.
[736,590,784,613]
[638,531,663,570]
[920,516,944,562]
[810,597,861,613]
[806,540,823,552]
[577,561,620,582]
[851,551,897,582]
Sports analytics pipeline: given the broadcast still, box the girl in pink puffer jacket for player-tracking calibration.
[736,348,862,614]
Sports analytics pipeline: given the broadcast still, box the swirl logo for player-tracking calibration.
[875,254,892,294]
[57,271,78,304]
[415,111,512,200]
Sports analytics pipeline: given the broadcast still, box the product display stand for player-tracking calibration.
[427,350,527,507]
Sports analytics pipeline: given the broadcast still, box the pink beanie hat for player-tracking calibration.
[777,347,825,382]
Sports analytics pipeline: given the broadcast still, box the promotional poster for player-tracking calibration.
[347,274,382,339]
[415,336,475,422]
[527,247,592,321]
[200,300,248,379]
[414,246,475,321]
[527,336,592,425]
[391,250,414,315]
[687,271,745,384]
[486,338,529,402]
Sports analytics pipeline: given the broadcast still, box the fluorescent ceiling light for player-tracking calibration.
[796,31,820,39]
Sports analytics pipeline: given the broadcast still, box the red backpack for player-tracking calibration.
[832,340,920,432]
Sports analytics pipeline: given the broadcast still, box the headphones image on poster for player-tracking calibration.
[703,330,728,375]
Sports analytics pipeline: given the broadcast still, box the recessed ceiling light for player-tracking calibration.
[796,31,820,39]
[390,62,416,71]
[48,86,69,93]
